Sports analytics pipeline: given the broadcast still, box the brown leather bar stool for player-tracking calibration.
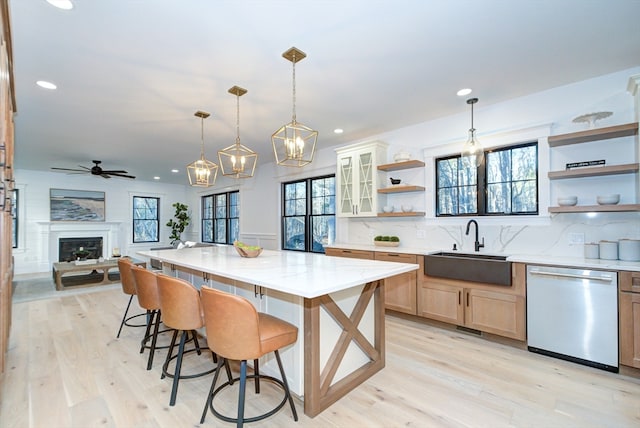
[115,258,147,338]
[155,274,232,406]
[131,264,166,371]
[199,286,298,427]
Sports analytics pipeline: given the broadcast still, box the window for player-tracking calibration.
[202,191,239,244]
[133,196,160,242]
[11,189,17,248]
[436,142,538,216]
[282,175,335,253]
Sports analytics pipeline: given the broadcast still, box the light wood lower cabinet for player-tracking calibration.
[374,252,419,315]
[620,271,640,369]
[418,263,526,341]
[324,248,374,260]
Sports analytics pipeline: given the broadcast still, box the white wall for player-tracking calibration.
[13,66,640,274]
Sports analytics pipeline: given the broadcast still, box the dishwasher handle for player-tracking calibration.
[528,269,614,283]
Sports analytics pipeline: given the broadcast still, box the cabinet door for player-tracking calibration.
[337,153,356,216]
[620,291,640,368]
[375,252,417,315]
[234,280,264,311]
[464,289,525,340]
[418,280,464,325]
[356,150,376,216]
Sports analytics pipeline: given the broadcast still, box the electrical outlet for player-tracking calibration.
[569,232,585,245]
[416,229,426,239]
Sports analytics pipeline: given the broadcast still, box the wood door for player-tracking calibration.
[464,288,525,340]
[375,252,418,315]
[619,291,640,368]
[418,279,464,325]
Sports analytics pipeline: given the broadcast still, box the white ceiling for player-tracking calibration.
[9,0,640,184]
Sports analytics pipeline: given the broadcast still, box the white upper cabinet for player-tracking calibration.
[335,141,387,217]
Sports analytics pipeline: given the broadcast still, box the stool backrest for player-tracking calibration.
[200,286,261,360]
[118,258,136,295]
[156,274,203,331]
[131,265,160,310]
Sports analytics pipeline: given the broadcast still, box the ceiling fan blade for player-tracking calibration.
[110,173,136,179]
[100,174,112,179]
[101,169,128,174]
[51,167,88,172]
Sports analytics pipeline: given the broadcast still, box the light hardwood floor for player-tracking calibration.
[2,281,640,427]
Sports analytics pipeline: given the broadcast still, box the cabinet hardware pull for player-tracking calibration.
[458,291,461,305]
[254,284,258,298]
[466,292,469,307]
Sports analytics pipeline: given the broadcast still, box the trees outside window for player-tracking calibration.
[133,196,159,242]
[282,175,335,253]
[436,142,538,216]
[202,191,239,244]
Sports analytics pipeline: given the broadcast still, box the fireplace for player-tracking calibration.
[59,237,103,262]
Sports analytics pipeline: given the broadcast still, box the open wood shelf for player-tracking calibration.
[377,211,425,217]
[378,185,425,194]
[548,163,639,179]
[547,122,638,147]
[377,159,425,171]
[548,204,640,213]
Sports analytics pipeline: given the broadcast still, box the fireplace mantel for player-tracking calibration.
[37,222,122,265]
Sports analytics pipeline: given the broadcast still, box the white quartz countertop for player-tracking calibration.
[138,246,419,298]
[324,244,640,272]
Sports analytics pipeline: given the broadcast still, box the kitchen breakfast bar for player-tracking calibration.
[138,246,418,417]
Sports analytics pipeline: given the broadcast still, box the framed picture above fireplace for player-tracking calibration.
[50,188,105,222]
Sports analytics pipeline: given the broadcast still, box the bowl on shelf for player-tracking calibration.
[557,196,578,206]
[401,205,413,212]
[393,152,411,162]
[382,205,394,213]
[596,194,620,205]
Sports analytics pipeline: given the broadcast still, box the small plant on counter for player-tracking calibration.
[373,235,399,242]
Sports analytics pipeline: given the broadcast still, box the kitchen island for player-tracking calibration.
[137,245,418,417]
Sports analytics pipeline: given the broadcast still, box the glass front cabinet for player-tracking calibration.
[335,141,387,217]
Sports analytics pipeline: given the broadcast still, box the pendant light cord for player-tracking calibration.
[291,52,297,123]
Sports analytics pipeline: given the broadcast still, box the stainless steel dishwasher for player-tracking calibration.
[526,265,618,372]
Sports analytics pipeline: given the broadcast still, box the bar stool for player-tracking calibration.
[155,274,232,406]
[115,258,147,338]
[131,265,166,371]
[199,286,298,427]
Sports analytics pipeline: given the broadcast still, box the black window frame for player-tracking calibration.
[281,174,335,254]
[436,141,539,217]
[132,196,160,243]
[201,190,239,244]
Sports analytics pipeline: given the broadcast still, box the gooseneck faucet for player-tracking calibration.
[465,219,484,252]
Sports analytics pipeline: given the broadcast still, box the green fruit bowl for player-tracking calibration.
[233,242,263,258]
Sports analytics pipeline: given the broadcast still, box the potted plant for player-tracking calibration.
[166,202,190,245]
[373,235,400,247]
[73,247,91,260]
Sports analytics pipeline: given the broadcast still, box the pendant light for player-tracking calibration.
[218,86,257,178]
[461,97,484,165]
[187,111,218,187]
[272,47,318,167]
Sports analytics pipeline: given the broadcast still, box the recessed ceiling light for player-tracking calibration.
[171,169,179,173]
[457,88,472,96]
[36,80,57,90]
[153,176,160,180]
[46,0,74,10]
[334,128,344,134]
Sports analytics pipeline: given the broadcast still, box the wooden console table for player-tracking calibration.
[52,257,146,290]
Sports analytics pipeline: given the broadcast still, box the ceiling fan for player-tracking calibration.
[51,160,136,179]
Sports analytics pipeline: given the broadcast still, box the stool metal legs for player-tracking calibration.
[116,294,147,338]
